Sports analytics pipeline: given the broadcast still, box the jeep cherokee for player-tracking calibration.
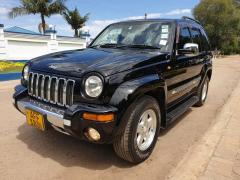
[13,17,212,163]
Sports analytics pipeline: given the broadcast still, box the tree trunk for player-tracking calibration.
[74,29,78,37]
[41,14,46,34]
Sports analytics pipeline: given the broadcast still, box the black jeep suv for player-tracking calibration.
[13,17,212,163]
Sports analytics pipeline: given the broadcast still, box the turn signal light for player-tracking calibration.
[83,113,114,122]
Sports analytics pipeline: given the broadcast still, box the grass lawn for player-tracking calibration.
[0,61,25,74]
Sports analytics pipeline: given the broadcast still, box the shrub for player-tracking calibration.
[0,61,25,73]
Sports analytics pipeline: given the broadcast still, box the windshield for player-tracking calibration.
[91,21,174,52]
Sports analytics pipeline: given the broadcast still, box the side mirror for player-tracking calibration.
[178,43,199,56]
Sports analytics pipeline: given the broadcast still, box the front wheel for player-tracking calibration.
[195,76,209,107]
[113,96,161,163]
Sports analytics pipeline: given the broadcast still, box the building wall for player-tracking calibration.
[58,42,83,51]
[0,28,86,60]
[7,40,48,60]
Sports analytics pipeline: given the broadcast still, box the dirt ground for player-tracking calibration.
[0,56,240,180]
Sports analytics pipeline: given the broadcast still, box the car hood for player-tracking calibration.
[30,48,168,77]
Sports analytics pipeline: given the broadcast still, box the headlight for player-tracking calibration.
[23,65,29,81]
[84,75,103,98]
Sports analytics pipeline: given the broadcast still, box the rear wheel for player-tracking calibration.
[195,76,209,107]
[113,96,161,163]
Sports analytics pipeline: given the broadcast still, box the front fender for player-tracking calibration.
[109,74,166,113]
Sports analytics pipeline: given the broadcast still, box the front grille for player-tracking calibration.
[28,72,75,107]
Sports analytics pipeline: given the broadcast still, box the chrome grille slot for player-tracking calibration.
[44,76,50,101]
[50,77,57,103]
[37,75,44,98]
[58,79,65,105]
[28,72,75,107]
[35,74,40,97]
[28,73,33,95]
[66,80,75,105]
[32,74,37,97]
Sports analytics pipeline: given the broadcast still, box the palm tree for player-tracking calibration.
[9,0,66,33]
[63,8,89,37]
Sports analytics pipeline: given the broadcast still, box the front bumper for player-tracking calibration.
[13,85,118,144]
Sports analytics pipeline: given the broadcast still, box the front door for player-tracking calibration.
[165,25,202,105]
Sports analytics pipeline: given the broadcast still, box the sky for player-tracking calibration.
[0,0,200,38]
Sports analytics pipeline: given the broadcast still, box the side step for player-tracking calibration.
[166,96,199,125]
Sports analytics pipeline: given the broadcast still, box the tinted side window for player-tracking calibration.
[178,27,191,49]
[190,28,202,51]
[200,29,210,51]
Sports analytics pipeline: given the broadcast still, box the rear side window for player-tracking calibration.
[190,28,202,51]
[178,27,191,49]
[200,29,211,51]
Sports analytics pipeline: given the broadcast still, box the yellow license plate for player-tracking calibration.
[26,109,45,131]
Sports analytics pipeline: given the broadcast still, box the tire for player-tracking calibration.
[195,76,209,107]
[113,95,161,163]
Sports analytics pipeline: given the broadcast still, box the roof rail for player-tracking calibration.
[182,16,201,25]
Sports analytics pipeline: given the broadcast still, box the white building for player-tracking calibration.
[0,24,87,61]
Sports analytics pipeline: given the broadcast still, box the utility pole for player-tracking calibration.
[145,13,147,20]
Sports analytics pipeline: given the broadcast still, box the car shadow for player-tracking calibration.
[160,108,192,136]
[16,123,132,170]
[16,108,192,170]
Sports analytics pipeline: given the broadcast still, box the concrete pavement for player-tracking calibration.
[168,62,240,180]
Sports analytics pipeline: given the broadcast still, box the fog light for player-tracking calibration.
[85,128,101,141]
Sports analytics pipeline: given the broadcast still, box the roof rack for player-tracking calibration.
[182,16,201,25]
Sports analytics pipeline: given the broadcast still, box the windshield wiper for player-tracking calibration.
[126,44,160,49]
[89,43,160,49]
[99,43,119,48]
[90,43,126,48]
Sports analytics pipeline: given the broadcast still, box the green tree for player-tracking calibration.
[9,0,66,33]
[63,8,89,37]
[193,0,240,54]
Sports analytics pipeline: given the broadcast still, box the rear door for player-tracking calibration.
[188,26,206,78]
